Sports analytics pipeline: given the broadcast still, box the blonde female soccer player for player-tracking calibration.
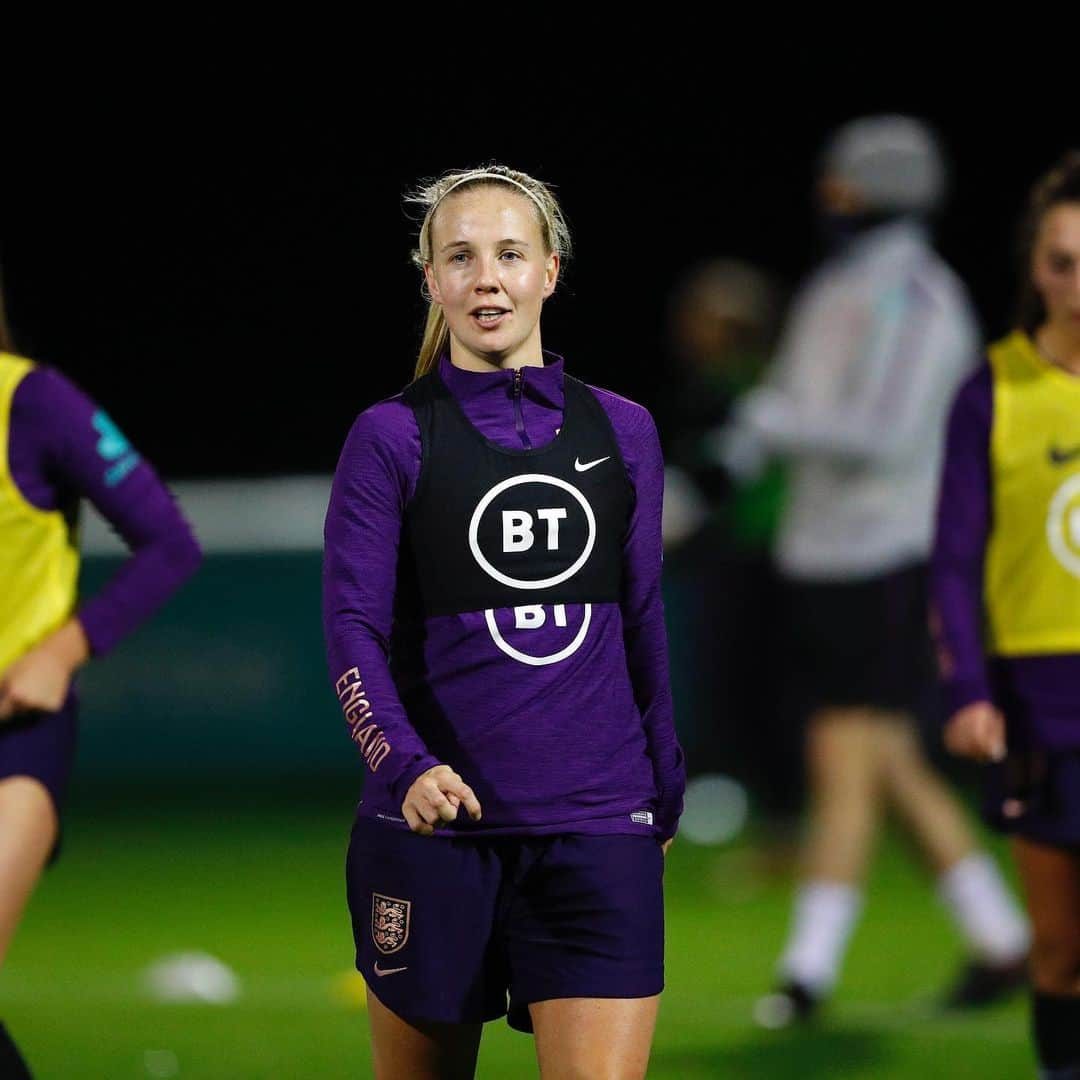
[323,165,684,1079]
[0,285,201,1075]
[933,151,1080,1079]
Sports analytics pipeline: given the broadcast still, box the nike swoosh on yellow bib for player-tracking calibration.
[1049,443,1080,467]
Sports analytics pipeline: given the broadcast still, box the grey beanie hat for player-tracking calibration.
[822,115,946,213]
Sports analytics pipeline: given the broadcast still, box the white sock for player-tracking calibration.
[937,852,1031,964]
[778,880,863,995]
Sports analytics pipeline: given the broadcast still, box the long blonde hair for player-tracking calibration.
[406,165,572,380]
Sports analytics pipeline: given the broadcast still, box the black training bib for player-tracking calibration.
[400,370,633,618]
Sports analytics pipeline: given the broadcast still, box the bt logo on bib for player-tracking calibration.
[1048,474,1080,578]
[468,473,598,664]
[469,473,596,590]
[501,508,567,552]
[484,603,593,666]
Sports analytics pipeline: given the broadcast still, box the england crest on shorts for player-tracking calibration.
[371,893,411,954]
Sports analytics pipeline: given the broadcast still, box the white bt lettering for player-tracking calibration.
[502,508,568,552]
[536,507,567,550]
[514,605,545,629]
[513,604,568,630]
[502,511,534,552]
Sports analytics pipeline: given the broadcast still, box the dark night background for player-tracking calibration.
[0,54,1070,479]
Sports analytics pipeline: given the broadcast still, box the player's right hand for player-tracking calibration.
[944,701,1006,763]
[0,619,89,723]
[0,647,72,721]
[402,765,482,836]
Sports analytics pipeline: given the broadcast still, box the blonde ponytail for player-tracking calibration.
[406,165,571,381]
[415,303,450,379]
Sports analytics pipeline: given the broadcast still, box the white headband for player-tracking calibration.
[426,171,548,226]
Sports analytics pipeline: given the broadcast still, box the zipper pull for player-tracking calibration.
[512,368,530,449]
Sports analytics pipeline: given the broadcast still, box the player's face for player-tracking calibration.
[424,186,559,369]
[816,173,865,216]
[1032,202,1080,335]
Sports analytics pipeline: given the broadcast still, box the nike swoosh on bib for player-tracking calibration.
[373,962,408,977]
[1049,444,1080,466]
[574,455,610,472]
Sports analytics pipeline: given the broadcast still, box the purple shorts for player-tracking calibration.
[345,818,665,1031]
[0,692,78,819]
[983,750,1080,849]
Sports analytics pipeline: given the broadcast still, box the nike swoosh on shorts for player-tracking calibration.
[373,962,408,977]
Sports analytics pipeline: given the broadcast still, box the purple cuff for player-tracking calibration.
[389,755,444,809]
[945,675,993,716]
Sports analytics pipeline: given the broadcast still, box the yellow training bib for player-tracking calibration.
[984,331,1080,656]
[0,352,80,673]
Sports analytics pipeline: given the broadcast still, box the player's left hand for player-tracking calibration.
[944,700,1006,763]
[0,620,89,721]
[661,839,673,857]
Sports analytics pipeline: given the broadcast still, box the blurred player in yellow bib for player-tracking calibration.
[933,152,1080,1078]
[0,282,201,1075]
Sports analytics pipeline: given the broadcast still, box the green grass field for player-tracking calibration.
[2,787,1034,1078]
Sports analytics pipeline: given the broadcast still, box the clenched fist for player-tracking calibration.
[402,764,482,836]
[944,700,1006,763]
[0,620,90,722]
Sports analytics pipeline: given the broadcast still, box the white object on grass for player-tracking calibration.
[143,1049,180,1077]
[143,951,240,1004]
[679,773,750,846]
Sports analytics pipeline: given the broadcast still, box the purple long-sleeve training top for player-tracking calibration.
[323,352,686,840]
[931,364,1080,748]
[9,366,202,656]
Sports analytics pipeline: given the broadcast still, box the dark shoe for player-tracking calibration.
[753,981,820,1029]
[942,956,1028,1009]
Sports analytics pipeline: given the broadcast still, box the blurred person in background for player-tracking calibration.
[0,275,201,1075]
[323,165,684,1080]
[717,116,1031,1027]
[659,261,801,823]
[934,152,1080,1080]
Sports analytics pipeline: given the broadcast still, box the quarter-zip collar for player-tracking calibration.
[438,350,566,412]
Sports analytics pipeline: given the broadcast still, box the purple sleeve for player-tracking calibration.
[322,399,442,800]
[10,367,202,655]
[595,389,686,839]
[930,364,993,713]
